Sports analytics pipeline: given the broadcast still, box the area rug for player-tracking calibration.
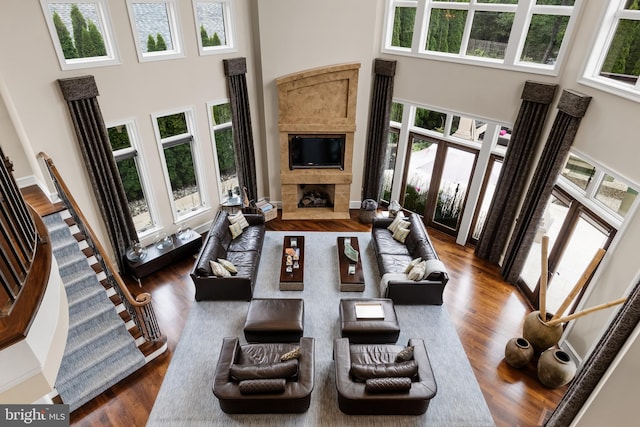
[147,231,495,426]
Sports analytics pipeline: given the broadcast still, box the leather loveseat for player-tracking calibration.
[213,337,315,413]
[333,337,437,415]
[190,210,265,301]
[371,213,448,305]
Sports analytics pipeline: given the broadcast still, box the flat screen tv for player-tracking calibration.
[289,135,345,170]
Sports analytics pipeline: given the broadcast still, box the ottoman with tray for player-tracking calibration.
[339,298,400,344]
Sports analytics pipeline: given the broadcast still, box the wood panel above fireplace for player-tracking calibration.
[277,63,360,220]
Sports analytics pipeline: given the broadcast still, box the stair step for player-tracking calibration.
[63,318,124,359]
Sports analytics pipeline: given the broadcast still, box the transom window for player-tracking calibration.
[126,0,184,62]
[40,0,120,70]
[153,109,206,220]
[384,0,580,74]
[207,101,239,202]
[193,0,236,55]
[582,0,640,102]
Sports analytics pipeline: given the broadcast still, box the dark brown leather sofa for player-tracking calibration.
[333,337,437,415]
[213,337,315,413]
[371,213,449,305]
[190,210,265,301]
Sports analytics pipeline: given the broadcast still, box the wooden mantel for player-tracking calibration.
[277,63,360,220]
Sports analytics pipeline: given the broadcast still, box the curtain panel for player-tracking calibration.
[57,75,138,273]
[545,278,640,426]
[475,81,557,263]
[362,59,397,201]
[223,58,258,204]
[501,89,592,284]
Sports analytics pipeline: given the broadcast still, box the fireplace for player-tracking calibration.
[277,63,360,220]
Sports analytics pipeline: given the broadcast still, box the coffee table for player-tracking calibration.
[337,236,365,292]
[279,235,304,290]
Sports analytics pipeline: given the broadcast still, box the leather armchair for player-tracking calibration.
[333,337,437,415]
[213,337,315,413]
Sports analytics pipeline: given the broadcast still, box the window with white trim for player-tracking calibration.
[40,0,120,70]
[106,121,157,236]
[126,0,184,62]
[207,100,239,202]
[582,0,640,101]
[193,0,236,55]
[153,108,207,220]
[384,0,579,74]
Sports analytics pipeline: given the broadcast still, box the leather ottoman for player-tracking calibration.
[339,298,400,344]
[243,298,304,343]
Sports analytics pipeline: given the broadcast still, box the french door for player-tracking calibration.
[399,133,478,236]
[518,188,615,317]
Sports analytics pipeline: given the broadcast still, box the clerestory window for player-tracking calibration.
[193,0,236,56]
[383,0,580,75]
[40,0,120,70]
[126,0,184,62]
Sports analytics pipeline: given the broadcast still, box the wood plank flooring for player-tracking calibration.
[23,187,564,426]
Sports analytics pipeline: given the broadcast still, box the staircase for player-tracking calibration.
[44,210,165,411]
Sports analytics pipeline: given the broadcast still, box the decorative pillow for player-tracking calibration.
[392,226,410,243]
[209,260,231,278]
[404,257,423,274]
[386,211,406,233]
[395,345,415,362]
[280,347,301,362]
[407,260,426,281]
[238,378,286,395]
[229,222,243,239]
[217,258,238,275]
[424,259,447,280]
[230,360,299,381]
[229,211,250,229]
[365,377,412,393]
[350,360,418,382]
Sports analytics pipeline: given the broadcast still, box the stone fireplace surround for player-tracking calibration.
[277,63,360,220]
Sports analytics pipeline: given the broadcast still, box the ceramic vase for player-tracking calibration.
[522,310,563,353]
[504,337,534,369]
[537,349,576,388]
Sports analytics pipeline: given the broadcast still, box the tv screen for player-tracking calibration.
[289,135,345,170]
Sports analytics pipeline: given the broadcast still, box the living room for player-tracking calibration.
[1,1,639,426]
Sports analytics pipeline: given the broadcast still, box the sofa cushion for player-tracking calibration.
[373,230,411,256]
[379,254,414,275]
[238,378,286,394]
[350,360,418,382]
[228,227,264,252]
[414,239,438,261]
[365,377,412,393]
[230,359,299,381]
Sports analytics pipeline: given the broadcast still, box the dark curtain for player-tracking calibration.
[501,89,592,283]
[475,81,557,262]
[362,59,397,201]
[223,57,257,204]
[57,75,137,272]
[545,278,640,426]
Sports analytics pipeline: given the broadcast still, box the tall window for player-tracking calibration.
[153,109,206,220]
[126,0,184,62]
[193,0,236,55]
[40,0,119,70]
[107,121,156,235]
[582,0,640,101]
[384,0,579,74]
[208,101,238,201]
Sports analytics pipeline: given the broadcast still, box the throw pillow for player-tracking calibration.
[386,211,406,233]
[229,222,243,239]
[280,347,301,362]
[229,211,250,229]
[395,345,415,362]
[217,258,238,275]
[230,360,299,381]
[209,260,231,277]
[238,378,286,395]
[392,226,410,244]
[404,257,423,274]
[365,377,412,393]
[350,360,418,382]
[407,260,426,281]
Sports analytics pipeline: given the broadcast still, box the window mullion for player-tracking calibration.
[504,0,534,65]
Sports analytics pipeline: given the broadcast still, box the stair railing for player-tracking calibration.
[39,152,164,343]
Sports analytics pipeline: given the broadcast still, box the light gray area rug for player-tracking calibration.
[147,231,495,426]
[44,212,145,412]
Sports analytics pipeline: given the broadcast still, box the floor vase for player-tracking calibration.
[504,337,534,368]
[537,349,576,388]
[522,311,563,353]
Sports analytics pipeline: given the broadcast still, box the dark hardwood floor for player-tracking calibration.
[23,186,564,427]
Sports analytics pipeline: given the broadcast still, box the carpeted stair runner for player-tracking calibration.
[44,211,145,412]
